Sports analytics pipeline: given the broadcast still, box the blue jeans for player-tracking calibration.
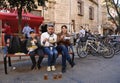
[44,47,58,66]
[3,46,8,54]
[57,45,72,68]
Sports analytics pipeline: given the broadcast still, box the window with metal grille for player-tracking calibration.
[78,0,84,16]
[89,6,94,20]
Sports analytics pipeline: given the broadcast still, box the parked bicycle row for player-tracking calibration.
[75,27,120,59]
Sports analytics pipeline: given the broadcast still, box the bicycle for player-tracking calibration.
[76,36,115,58]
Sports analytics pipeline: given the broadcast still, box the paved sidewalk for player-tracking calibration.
[0,45,120,83]
[0,52,120,83]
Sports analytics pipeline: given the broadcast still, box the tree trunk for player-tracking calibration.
[17,7,22,34]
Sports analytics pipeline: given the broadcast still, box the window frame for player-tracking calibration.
[89,6,94,20]
[77,0,84,16]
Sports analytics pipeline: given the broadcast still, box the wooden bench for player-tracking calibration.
[2,34,75,74]
[4,50,75,74]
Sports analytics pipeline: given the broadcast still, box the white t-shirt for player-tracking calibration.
[41,32,57,47]
[79,29,86,37]
[22,25,33,37]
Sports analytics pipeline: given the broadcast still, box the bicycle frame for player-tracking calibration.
[84,40,107,53]
[76,36,115,58]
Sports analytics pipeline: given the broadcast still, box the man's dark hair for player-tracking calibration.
[29,31,35,34]
[80,26,83,29]
[61,25,67,29]
[41,24,47,33]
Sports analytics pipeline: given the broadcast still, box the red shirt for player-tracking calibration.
[3,26,12,35]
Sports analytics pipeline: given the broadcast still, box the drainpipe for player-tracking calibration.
[69,0,72,33]
[97,1,103,36]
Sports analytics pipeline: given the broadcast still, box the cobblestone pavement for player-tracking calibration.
[0,49,120,83]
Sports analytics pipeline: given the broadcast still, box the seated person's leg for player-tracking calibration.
[68,45,74,53]
[51,47,58,71]
[36,49,44,69]
[56,45,66,72]
[58,45,70,73]
[44,47,53,71]
[60,45,75,68]
[60,45,71,60]
[67,45,75,61]
[29,51,36,70]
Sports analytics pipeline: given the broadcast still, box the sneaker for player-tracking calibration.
[47,66,51,71]
[62,67,66,73]
[51,66,56,71]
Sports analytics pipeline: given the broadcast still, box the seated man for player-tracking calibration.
[26,31,44,70]
[57,25,75,73]
[41,24,58,72]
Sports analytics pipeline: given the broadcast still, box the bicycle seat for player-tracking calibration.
[88,37,96,41]
[98,36,106,39]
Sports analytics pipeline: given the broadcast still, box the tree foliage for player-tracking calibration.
[0,0,47,33]
[104,0,120,34]
[38,0,48,6]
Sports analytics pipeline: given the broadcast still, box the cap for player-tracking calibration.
[47,23,54,28]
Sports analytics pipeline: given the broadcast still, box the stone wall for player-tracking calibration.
[35,0,107,34]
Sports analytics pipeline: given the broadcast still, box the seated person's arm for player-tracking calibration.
[26,39,31,51]
[57,33,64,42]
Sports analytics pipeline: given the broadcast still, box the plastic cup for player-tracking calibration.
[44,74,48,80]
[58,72,62,79]
[53,73,58,80]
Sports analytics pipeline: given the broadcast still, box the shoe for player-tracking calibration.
[69,60,75,68]
[31,65,36,70]
[51,66,56,71]
[62,67,66,73]
[71,62,75,68]
[47,66,51,71]
[37,64,41,70]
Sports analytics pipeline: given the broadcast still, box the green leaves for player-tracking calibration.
[0,0,47,12]
[0,0,8,8]
[38,0,48,6]
[0,0,47,33]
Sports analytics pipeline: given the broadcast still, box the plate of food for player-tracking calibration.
[64,37,71,40]
[28,46,38,51]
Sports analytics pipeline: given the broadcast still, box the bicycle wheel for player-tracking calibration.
[114,43,120,54]
[76,43,88,58]
[102,45,115,58]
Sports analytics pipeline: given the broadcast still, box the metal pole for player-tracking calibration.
[69,0,72,33]
[42,6,44,17]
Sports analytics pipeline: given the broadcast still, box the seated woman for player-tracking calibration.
[57,25,75,73]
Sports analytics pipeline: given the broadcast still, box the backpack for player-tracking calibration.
[8,36,21,54]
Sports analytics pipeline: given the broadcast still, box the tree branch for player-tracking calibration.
[105,0,118,28]
[112,0,120,16]
[117,0,119,5]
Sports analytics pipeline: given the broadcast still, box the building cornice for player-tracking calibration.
[89,0,98,5]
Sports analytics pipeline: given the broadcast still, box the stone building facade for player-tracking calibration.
[36,0,107,34]
[31,0,108,34]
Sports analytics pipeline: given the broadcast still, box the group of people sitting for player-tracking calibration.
[3,23,75,73]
